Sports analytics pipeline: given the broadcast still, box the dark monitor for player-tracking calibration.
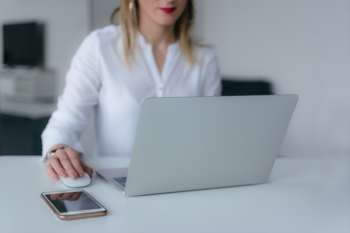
[3,22,44,67]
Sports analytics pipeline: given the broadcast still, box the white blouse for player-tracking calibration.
[41,25,221,162]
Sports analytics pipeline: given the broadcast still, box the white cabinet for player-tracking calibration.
[0,69,55,102]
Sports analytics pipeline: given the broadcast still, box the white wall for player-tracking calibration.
[0,0,91,97]
[194,0,350,157]
[91,0,120,30]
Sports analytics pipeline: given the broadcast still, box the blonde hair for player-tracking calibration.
[110,0,199,68]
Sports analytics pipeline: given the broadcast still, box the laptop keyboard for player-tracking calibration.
[113,177,127,187]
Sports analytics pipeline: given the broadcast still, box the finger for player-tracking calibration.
[50,193,61,200]
[66,147,84,178]
[56,150,78,180]
[49,155,68,178]
[68,192,82,201]
[81,161,94,178]
[59,192,75,201]
[46,164,60,181]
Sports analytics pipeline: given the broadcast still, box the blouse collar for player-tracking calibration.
[138,31,180,52]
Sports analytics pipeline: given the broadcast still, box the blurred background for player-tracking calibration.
[0,0,349,158]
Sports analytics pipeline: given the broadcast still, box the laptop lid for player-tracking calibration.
[123,95,298,196]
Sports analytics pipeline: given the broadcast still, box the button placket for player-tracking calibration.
[160,43,180,95]
[144,45,164,97]
[157,86,164,97]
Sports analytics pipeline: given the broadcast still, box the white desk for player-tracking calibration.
[0,156,349,233]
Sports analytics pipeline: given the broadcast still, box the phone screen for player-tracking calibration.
[44,191,104,214]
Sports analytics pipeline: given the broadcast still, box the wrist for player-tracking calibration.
[46,145,68,160]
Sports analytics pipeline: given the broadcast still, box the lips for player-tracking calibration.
[159,7,176,13]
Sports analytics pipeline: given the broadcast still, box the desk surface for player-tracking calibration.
[0,156,349,233]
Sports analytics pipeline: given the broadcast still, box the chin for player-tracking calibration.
[159,22,177,27]
[156,17,178,27]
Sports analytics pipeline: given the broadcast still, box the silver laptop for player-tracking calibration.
[96,95,298,196]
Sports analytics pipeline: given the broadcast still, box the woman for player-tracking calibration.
[42,0,221,181]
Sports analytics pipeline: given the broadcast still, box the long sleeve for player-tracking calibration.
[40,31,101,162]
[201,48,222,96]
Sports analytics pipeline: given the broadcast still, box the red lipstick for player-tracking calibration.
[159,7,176,13]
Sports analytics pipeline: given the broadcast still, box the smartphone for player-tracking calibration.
[41,189,107,220]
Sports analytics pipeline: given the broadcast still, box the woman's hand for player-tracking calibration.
[45,146,93,181]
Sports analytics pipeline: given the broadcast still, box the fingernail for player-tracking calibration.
[54,176,59,181]
[79,172,84,177]
[61,171,67,177]
[71,173,77,179]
